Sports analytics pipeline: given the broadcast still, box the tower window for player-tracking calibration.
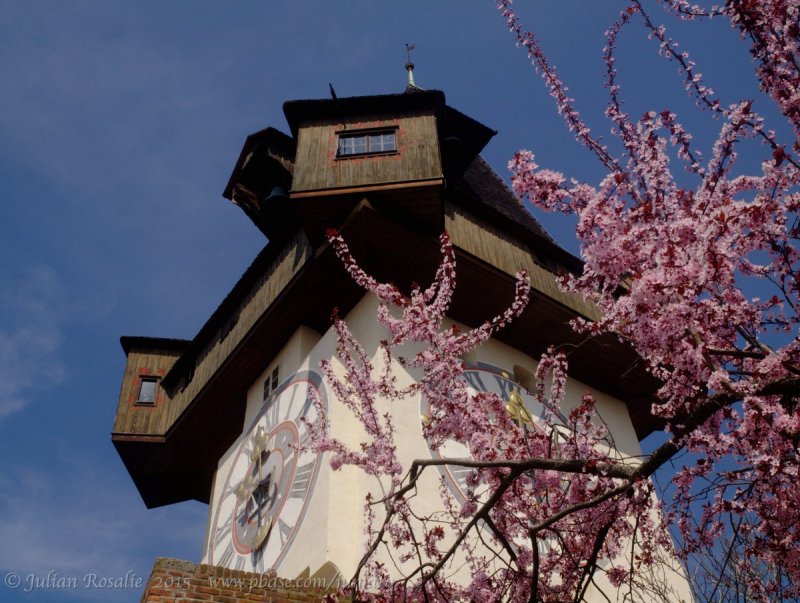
[337,129,397,157]
[136,377,159,406]
[263,366,280,401]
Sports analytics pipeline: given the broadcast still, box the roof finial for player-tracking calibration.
[405,43,417,90]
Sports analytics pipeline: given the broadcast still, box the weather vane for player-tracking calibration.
[406,43,416,65]
[405,43,417,89]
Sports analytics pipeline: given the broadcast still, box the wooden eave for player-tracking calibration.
[161,232,297,392]
[221,127,298,239]
[283,91,447,138]
[222,126,296,201]
[289,179,445,246]
[120,336,190,356]
[438,105,497,176]
[113,234,362,507]
[114,201,660,509]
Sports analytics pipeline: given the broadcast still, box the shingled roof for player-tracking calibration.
[462,156,551,241]
[457,156,585,277]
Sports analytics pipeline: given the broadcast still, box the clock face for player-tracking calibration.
[420,361,563,503]
[207,369,327,572]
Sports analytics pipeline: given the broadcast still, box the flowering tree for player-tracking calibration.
[502,0,800,600]
[312,232,677,602]
[309,2,800,601]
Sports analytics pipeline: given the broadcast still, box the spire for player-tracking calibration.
[405,43,421,92]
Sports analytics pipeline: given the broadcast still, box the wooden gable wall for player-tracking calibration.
[291,111,442,194]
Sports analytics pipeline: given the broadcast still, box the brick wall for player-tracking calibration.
[140,558,337,603]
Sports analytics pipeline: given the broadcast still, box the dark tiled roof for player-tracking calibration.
[461,156,552,242]
[457,156,586,276]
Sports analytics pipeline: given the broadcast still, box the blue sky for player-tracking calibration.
[0,2,788,602]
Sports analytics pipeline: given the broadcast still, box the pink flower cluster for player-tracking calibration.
[501,0,800,598]
[308,233,675,601]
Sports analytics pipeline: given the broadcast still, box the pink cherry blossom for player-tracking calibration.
[311,3,799,600]
[500,0,800,599]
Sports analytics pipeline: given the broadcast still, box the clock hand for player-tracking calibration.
[247,470,276,521]
[506,387,534,428]
[250,426,272,462]
[248,475,276,548]
[253,517,272,548]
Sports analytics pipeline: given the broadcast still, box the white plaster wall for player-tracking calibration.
[203,293,691,601]
[242,325,322,428]
[201,326,323,571]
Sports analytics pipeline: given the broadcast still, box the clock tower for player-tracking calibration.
[113,87,677,598]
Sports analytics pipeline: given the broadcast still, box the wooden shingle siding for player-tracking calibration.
[113,348,182,436]
[164,231,312,428]
[445,201,600,321]
[114,230,312,438]
[292,112,442,193]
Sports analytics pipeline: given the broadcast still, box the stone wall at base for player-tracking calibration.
[140,557,336,603]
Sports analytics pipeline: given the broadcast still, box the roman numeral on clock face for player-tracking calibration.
[300,389,314,417]
[463,370,486,392]
[217,542,235,567]
[277,517,293,547]
[266,397,281,426]
[214,522,231,548]
[210,370,327,573]
[450,465,474,492]
[492,373,517,400]
[283,383,301,420]
[289,461,315,498]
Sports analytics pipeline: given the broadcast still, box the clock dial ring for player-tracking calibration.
[231,420,300,554]
[420,361,565,503]
[208,369,326,573]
